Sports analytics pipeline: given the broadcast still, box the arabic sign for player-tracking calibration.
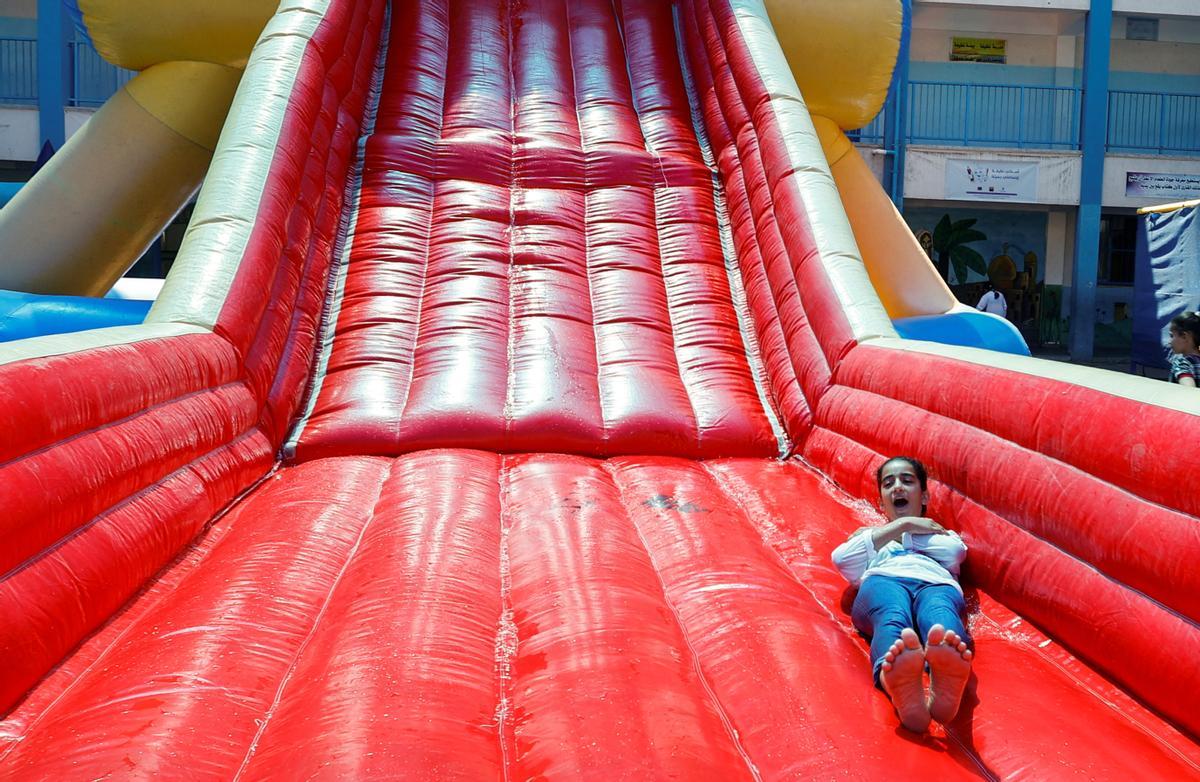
[945,160,1038,202]
[1125,171,1200,200]
[950,37,1006,64]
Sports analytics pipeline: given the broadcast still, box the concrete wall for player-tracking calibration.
[0,105,95,161]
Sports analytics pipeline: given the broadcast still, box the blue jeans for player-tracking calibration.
[850,575,970,687]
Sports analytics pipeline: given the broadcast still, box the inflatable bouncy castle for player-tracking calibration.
[1,0,1198,778]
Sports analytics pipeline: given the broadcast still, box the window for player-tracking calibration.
[1126,17,1158,42]
[1098,214,1136,285]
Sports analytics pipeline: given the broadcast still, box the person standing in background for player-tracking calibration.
[975,284,1007,318]
[1167,311,1200,388]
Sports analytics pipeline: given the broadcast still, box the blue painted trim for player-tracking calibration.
[882,0,911,208]
[1069,0,1112,362]
[36,0,69,150]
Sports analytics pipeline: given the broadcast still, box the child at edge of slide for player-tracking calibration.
[1168,311,1200,388]
[830,456,974,734]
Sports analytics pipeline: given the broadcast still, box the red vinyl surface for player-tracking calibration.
[293,0,779,460]
[3,453,1197,779]
[2,0,1198,777]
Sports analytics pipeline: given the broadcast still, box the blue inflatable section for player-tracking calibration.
[0,290,151,343]
[893,309,1030,356]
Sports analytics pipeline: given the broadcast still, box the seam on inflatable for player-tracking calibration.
[705,0,851,377]
[673,4,789,458]
[0,375,249,490]
[147,0,333,330]
[605,460,763,781]
[685,0,814,443]
[1,425,265,582]
[0,448,278,762]
[494,456,517,781]
[501,0,518,441]
[613,3,704,451]
[254,0,382,437]
[724,0,896,347]
[968,608,1200,770]
[232,457,394,779]
[282,0,393,460]
[392,82,447,434]
[822,380,1200,558]
[565,12,609,443]
[697,0,827,396]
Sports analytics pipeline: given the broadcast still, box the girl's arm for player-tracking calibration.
[832,519,919,583]
[907,531,968,576]
[831,530,875,584]
[1169,354,1197,387]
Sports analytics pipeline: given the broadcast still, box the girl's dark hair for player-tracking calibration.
[1170,311,1200,344]
[876,456,928,490]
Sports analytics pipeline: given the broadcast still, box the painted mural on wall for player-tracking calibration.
[905,207,1047,287]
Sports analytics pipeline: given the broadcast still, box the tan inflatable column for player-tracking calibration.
[812,116,957,319]
[0,61,241,296]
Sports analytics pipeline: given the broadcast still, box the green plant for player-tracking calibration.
[931,214,988,284]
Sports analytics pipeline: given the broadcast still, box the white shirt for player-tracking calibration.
[831,529,968,593]
[976,290,1007,317]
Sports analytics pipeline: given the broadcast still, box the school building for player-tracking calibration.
[855,0,1200,360]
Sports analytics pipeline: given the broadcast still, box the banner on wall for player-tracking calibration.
[945,160,1038,202]
[1125,172,1200,200]
[950,37,1006,64]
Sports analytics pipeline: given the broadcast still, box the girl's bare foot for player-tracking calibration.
[880,627,931,733]
[925,623,973,723]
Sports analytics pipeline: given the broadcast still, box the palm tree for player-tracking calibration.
[931,214,988,284]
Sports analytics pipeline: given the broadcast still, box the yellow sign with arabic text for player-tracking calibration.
[951,37,1006,64]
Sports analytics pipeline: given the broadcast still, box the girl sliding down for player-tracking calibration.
[831,456,974,733]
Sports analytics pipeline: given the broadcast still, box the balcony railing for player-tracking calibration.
[1107,90,1200,155]
[910,81,1082,149]
[849,81,1200,156]
[0,37,37,104]
[0,35,134,108]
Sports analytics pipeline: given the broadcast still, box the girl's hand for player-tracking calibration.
[899,517,946,535]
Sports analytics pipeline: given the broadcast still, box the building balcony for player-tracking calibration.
[0,35,134,109]
[850,80,1200,157]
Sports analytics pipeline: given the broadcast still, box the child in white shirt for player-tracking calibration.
[831,456,974,733]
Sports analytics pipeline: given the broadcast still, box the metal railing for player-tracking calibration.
[69,39,134,107]
[1107,90,1200,155]
[0,37,37,104]
[907,81,1081,149]
[0,35,134,107]
[850,81,1200,156]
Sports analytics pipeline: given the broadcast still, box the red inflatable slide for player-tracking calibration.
[1,0,1198,778]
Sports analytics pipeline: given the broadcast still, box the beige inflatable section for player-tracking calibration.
[812,117,958,319]
[0,63,241,296]
[0,1,276,296]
